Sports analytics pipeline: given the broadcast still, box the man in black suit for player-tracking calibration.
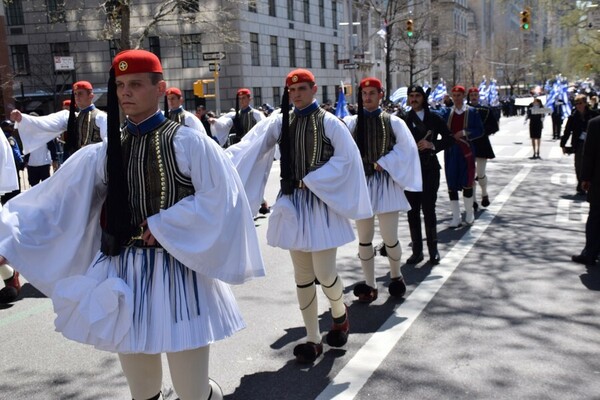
[402,85,454,264]
[572,115,600,266]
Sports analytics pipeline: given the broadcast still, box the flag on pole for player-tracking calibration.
[389,86,408,103]
[478,77,489,106]
[335,85,349,119]
[488,79,499,107]
[431,79,447,103]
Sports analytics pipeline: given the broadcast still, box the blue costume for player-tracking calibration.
[437,106,484,191]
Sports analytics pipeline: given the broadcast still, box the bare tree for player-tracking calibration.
[98,0,240,51]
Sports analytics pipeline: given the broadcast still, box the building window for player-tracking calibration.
[148,37,161,59]
[253,87,262,106]
[287,0,294,20]
[179,0,199,13]
[268,0,276,17]
[6,0,24,26]
[332,1,337,29]
[303,0,310,24]
[250,33,260,66]
[320,42,326,69]
[270,36,279,67]
[305,41,312,69]
[249,0,257,13]
[11,45,30,75]
[181,34,202,68]
[322,86,329,104]
[273,87,281,107]
[319,0,325,27]
[47,0,66,23]
[184,90,195,111]
[289,38,296,68]
[333,44,339,69]
[51,42,69,74]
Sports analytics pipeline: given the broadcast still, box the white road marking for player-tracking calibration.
[556,199,589,224]
[316,165,533,400]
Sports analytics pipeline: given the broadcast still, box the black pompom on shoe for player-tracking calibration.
[388,277,407,298]
[326,313,349,347]
[353,283,378,303]
[293,341,323,364]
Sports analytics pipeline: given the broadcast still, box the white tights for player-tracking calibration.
[290,248,345,344]
[118,346,210,400]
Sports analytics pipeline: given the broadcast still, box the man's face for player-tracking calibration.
[74,89,94,109]
[196,107,206,117]
[116,73,166,123]
[452,91,465,107]
[288,82,317,109]
[408,92,424,111]
[468,91,479,104]
[575,99,587,114]
[361,86,383,112]
[167,94,183,111]
[238,94,251,109]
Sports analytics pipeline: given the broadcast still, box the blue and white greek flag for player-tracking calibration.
[335,86,349,119]
[488,79,499,107]
[390,86,407,103]
[478,78,489,106]
[431,80,447,103]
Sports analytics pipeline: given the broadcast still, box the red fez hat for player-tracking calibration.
[166,87,182,97]
[467,87,479,94]
[359,77,383,90]
[113,50,163,77]
[237,88,251,96]
[451,85,466,93]
[73,81,93,91]
[286,69,315,87]
[63,99,71,107]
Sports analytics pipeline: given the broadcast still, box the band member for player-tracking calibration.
[343,77,421,301]
[226,69,372,363]
[0,49,265,400]
[402,85,454,264]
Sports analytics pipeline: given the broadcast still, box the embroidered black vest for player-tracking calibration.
[354,111,396,172]
[236,109,259,138]
[76,108,103,148]
[284,106,334,180]
[121,120,195,227]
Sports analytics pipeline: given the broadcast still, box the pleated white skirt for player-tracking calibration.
[367,171,411,215]
[267,188,355,252]
[52,247,245,354]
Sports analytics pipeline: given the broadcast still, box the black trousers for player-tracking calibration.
[584,202,600,260]
[27,165,51,187]
[405,166,440,252]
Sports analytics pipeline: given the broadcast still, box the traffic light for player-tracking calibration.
[406,19,414,37]
[193,80,204,97]
[520,9,531,31]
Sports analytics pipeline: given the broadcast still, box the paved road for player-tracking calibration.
[1,115,598,400]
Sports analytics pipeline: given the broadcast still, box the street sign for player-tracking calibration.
[202,51,226,61]
[343,63,358,70]
[337,58,350,64]
[209,63,221,72]
[54,56,74,71]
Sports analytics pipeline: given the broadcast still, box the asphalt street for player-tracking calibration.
[1,114,598,400]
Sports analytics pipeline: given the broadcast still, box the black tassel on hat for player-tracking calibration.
[279,86,294,194]
[101,67,134,256]
[233,93,243,139]
[164,95,170,120]
[64,89,77,159]
[356,85,367,160]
